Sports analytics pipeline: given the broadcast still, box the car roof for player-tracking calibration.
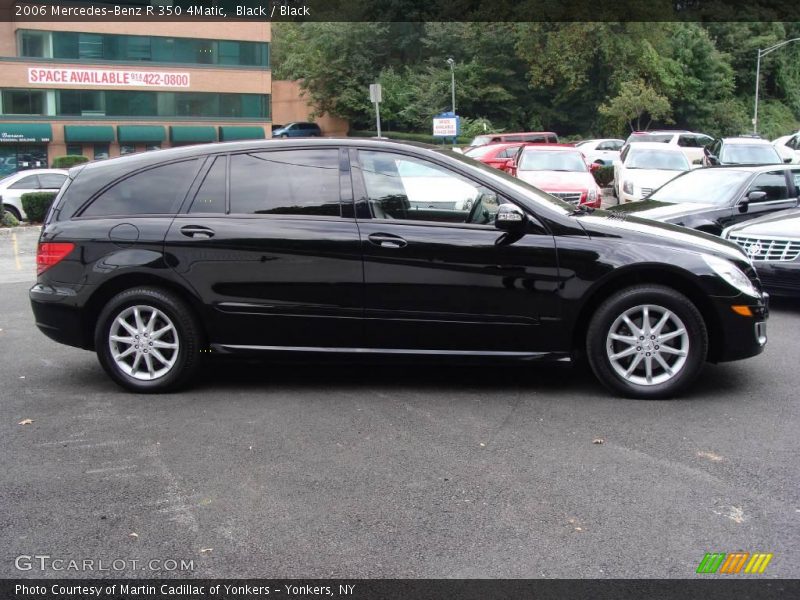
[519,145,582,153]
[627,142,686,151]
[721,137,771,145]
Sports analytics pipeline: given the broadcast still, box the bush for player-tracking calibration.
[21,192,57,223]
[51,155,89,169]
[1,209,20,227]
[592,165,615,187]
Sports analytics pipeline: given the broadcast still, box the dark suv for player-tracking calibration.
[31,139,768,398]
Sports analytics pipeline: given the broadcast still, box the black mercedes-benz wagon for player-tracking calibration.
[31,139,768,398]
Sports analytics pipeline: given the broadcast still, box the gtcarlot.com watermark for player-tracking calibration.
[15,554,195,573]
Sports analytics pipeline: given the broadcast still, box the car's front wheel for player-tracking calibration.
[586,285,708,399]
[94,287,202,393]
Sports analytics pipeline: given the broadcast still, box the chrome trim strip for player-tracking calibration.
[212,344,562,358]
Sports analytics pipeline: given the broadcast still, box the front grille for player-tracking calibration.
[728,235,800,262]
[640,187,654,197]
[550,191,583,204]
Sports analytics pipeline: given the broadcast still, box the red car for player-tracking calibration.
[462,142,529,169]
[508,145,603,208]
[468,131,559,147]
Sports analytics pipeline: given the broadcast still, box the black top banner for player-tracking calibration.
[3,579,800,600]
[2,0,800,22]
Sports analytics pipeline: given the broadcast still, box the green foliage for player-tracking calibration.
[52,155,89,169]
[592,166,615,188]
[1,209,20,227]
[21,192,57,223]
[274,22,800,140]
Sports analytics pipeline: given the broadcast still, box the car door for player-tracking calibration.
[351,148,562,352]
[726,169,799,228]
[165,147,364,349]
[5,173,41,214]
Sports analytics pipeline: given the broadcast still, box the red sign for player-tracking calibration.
[28,68,190,88]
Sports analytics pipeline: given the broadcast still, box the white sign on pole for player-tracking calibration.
[369,83,382,103]
[432,117,458,137]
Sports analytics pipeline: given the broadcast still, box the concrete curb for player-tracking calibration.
[0,225,41,237]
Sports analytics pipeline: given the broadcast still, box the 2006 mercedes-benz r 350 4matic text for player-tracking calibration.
[30,139,768,398]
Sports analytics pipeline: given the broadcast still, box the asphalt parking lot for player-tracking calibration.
[1,226,798,579]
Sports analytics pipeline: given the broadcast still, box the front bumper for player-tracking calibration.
[710,293,769,363]
[753,261,800,297]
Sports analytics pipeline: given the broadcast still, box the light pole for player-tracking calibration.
[446,57,456,114]
[753,38,800,134]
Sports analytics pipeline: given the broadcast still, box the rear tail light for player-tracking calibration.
[36,242,75,275]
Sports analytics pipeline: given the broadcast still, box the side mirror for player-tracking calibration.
[589,163,601,173]
[747,190,767,202]
[495,204,526,231]
[785,158,793,164]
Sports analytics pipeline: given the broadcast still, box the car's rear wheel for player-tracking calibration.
[3,205,22,221]
[586,285,708,399]
[94,287,201,393]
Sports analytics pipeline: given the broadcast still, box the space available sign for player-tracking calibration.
[28,67,190,88]
[432,112,460,137]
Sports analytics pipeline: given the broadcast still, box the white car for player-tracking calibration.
[613,142,691,204]
[624,130,713,165]
[0,169,68,221]
[772,133,800,164]
[574,138,624,166]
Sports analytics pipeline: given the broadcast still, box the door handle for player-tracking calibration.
[180,225,215,239]
[368,233,407,248]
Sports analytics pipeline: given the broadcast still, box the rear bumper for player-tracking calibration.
[29,283,92,349]
[710,293,769,363]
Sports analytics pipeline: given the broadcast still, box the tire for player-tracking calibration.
[94,287,202,393]
[3,205,22,221]
[586,285,708,399]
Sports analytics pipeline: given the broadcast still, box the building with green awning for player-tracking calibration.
[117,125,167,143]
[0,123,53,143]
[170,126,217,144]
[64,126,115,143]
[219,126,265,141]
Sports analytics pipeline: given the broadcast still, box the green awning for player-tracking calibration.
[170,126,217,144]
[0,123,53,143]
[117,125,166,143]
[219,126,265,141]
[64,125,115,143]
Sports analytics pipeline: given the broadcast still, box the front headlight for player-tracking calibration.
[703,255,759,297]
[622,180,633,195]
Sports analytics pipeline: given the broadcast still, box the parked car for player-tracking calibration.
[723,208,800,297]
[0,169,68,221]
[608,165,800,235]
[772,133,800,164]
[271,122,322,138]
[574,138,624,166]
[510,146,602,208]
[613,142,691,203]
[30,138,768,399]
[703,137,783,166]
[469,131,558,147]
[462,142,528,169]
[624,130,713,165]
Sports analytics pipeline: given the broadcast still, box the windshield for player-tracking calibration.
[649,169,751,205]
[463,144,503,158]
[627,133,673,144]
[436,147,574,215]
[720,144,781,165]
[469,135,493,147]
[519,151,587,172]
[627,149,689,171]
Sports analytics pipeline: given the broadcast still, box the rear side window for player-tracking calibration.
[9,175,40,189]
[38,173,67,189]
[189,156,226,214]
[82,159,199,217]
[229,149,340,216]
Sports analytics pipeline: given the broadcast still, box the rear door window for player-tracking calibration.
[228,149,340,216]
[38,173,67,189]
[9,175,40,190]
[82,159,200,217]
[747,171,789,203]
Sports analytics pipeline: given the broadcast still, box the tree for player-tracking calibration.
[599,79,673,133]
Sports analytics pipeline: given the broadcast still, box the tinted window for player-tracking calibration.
[747,171,789,202]
[9,175,40,189]
[229,150,340,216]
[791,169,800,190]
[358,150,497,224]
[678,135,700,148]
[189,157,226,214]
[38,173,67,189]
[82,160,199,217]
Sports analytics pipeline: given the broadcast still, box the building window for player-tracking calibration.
[93,144,110,160]
[30,30,268,67]
[145,144,161,152]
[20,30,48,58]
[1,90,45,115]
[57,90,105,117]
[119,145,135,156]
[66,144,83,156]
